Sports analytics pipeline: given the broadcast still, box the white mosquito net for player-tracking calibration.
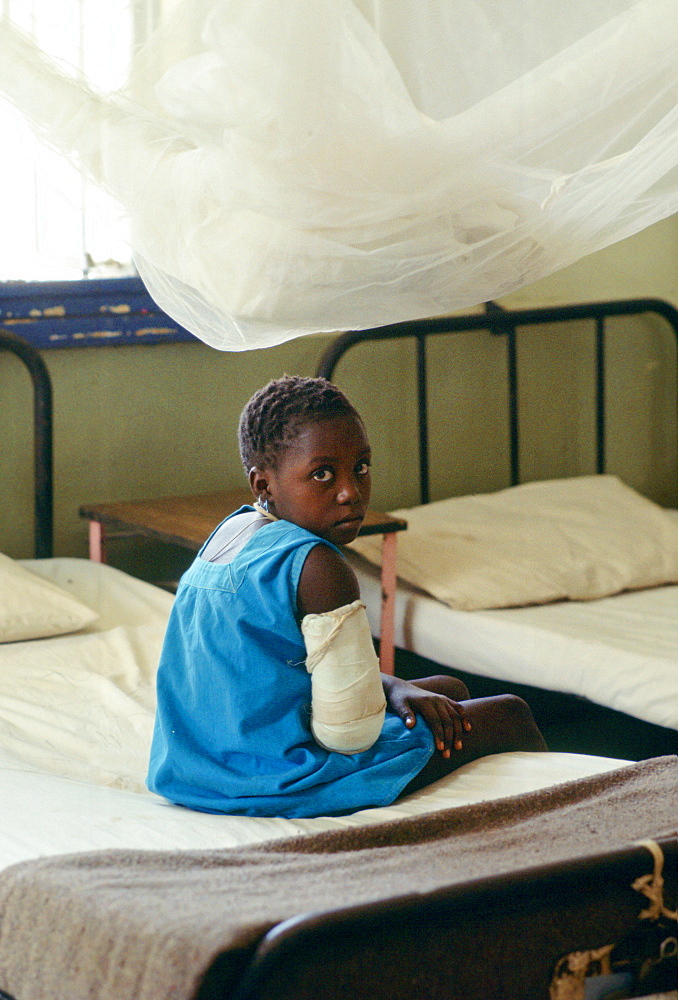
[1,0,677,351]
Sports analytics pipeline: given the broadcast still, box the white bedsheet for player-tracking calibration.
[4,559,174,791]
[0,746,628,871]
[0,558,630,872]
[349,553,678,732]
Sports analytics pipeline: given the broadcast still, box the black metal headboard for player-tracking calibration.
[3,297,678,557]
[0,329,53,557]
[316,298,678,505]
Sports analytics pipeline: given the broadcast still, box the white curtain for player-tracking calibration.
[1,0,677,349]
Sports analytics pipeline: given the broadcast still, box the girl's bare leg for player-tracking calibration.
[401,687,548,796]
[409,674,471,702]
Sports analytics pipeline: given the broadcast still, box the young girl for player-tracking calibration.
[147,375,546,817]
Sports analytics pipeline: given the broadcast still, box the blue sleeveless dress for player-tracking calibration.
[147,509,433,817]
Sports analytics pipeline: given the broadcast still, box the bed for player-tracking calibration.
[0,325,676,1000]
[316,297,678,762]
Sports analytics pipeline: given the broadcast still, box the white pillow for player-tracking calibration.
[0,553,99,642]
[349,475,678,611]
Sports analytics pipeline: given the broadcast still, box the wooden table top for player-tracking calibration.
[79,489,407,551]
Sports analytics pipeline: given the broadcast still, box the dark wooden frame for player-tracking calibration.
[0,277,195,350]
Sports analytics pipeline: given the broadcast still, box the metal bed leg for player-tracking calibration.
[88,520,107,563]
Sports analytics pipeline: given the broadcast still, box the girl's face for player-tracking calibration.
[255,413,371,545]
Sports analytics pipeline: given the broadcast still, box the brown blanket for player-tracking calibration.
[0,756,676,1000]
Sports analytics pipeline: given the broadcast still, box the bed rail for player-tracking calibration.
[0,329,53,557]
[316,297,678,504]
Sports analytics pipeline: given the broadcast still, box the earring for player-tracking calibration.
[259,494,269,513]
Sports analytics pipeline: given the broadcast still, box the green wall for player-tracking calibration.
[2,215,677,580]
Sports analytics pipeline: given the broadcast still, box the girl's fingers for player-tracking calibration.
[451,699,473,732]
[397,693,472,753]
[442,705,463,756]
[438,701,475,755]
[387,687,416,728]
[394,698,416,729]
[436,709,454,757]
[422,702,458,757]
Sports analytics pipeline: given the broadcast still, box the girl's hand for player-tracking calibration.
[383,676,471,757]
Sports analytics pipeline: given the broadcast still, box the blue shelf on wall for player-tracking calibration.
[0,277,197,349]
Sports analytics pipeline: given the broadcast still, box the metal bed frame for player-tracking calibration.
[1,306,676,1000]
[4,296,677,561]
[316,296,678,760]
[217,838,678,1000]
[0,328,53,558]
[316,297,678,505]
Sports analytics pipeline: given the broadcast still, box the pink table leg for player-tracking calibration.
[379,531,398,675]
[88,521,107,563]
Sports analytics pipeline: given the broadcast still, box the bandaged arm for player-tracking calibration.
[302,600,386,754]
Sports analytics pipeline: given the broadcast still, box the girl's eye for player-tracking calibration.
[356,461,370,476]
[312,468,334,482]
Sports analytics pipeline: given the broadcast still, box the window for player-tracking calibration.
[0,1,158,280]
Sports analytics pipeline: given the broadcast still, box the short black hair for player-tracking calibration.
[238,375,361,471]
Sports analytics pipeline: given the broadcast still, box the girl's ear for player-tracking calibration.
[248,466,270,500]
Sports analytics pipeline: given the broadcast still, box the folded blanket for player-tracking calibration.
[0,756,675,1000]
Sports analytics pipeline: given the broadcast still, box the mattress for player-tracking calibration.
[0,558,631,873]
[348,552,678,732]
[1,741,632,870]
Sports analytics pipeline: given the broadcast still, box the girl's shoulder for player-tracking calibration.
[201,507,342,565]
[200,506,265,564]
[197,507,354,608]
[297,542,360,617]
